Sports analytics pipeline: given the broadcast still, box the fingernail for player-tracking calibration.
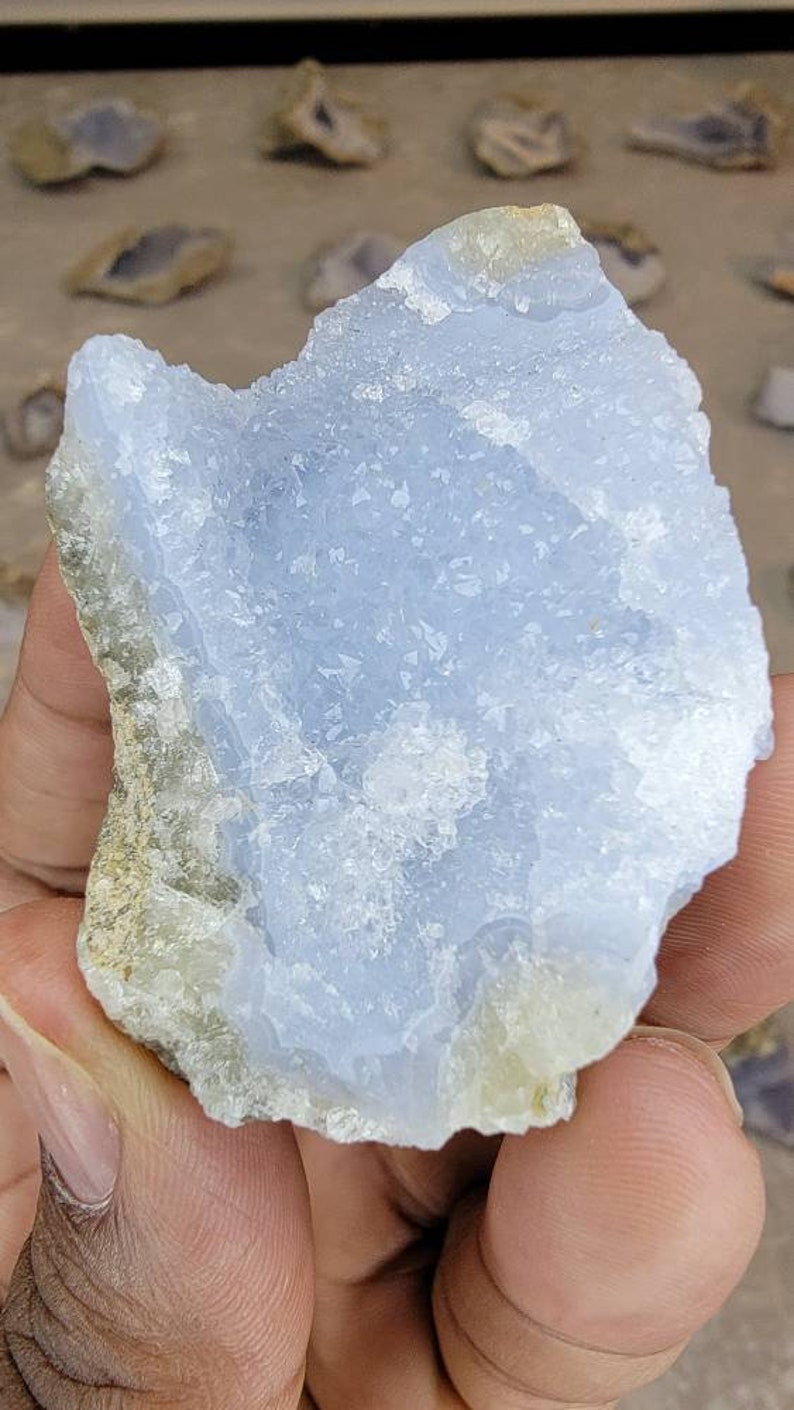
[629,1025,744,1127]
[0,993,120,1207]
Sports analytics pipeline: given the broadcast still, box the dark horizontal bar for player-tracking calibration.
[1,12,792,72]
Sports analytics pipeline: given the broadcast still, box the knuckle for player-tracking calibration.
[433,1195,680,1410]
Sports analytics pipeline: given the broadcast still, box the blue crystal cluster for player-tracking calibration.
[48,206,770,1145]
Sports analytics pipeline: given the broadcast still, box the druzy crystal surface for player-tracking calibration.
[48,206,771,1147]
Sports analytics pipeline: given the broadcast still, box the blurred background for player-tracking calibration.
[0,5,792,1407]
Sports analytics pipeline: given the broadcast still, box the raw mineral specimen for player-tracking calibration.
[47,205,771,1148]
[469,96,575,177]
[3,382,64,459]
[628,86,787,169]
[754,235,794,300]
[754,367,794,430]
[65,225,232,305]
[303,231,404,312]
[260,59,387,167]
[578,219,666,307]
[0,599,26,711]
[8,98,164,186]
[725,1020,794,1149]
[0,563,36,604]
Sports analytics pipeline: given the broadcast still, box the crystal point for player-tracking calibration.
[47,205,770,1147]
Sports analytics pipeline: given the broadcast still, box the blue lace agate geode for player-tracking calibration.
[47,206,770,1146]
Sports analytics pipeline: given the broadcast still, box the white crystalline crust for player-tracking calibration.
[47,205,771,1148]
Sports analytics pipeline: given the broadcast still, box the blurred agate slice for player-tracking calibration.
[755,367,794,430]
[754,229,794,300]
[9,98,164,186]
[578,219,666,307]
[65,225,232,305]
[302,231,404,312]
[47,206,770,1147]
[260,59,387,167]
[469,96,575,177]
[3,383,64,459]
[726,1021,794,1149]
[628,86,787,169]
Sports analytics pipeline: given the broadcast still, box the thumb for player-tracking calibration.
[0,897,313,1410]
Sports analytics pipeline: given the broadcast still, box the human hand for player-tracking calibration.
[0,549,314,1407]
[1,549,792,1409]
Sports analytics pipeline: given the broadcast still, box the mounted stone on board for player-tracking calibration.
[65,225,232,305]
[260,59,387,167]
[9,98,164,185]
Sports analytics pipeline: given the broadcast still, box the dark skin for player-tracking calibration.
[0,548,793,1409]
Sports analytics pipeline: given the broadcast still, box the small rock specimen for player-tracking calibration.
[0,563,36,604]
[757,260,794,299]
[754,367,794,429]
[8,98,164,186]
[260,59,387,166]
[0,599,27,710]
[469,95,575,176]
[628,86,787,169]
[3,383,64,459]
[303,231,404,312]
[578,219,666,306]
[65,225,231,305]
[725,1020,794,1149]
[47,205,770,1148]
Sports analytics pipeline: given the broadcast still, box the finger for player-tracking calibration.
[300,1130,498,1409]
[298,1127,497,1286]
[647,673,794,1045]
[0,858,51,916]
[0,1077,39,1303]
[302,1130,500,1407]
[0,546,112,898]
[0,898,312,1410]
[434,1030,764,1409]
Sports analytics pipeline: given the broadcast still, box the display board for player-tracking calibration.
[1,0,791,20]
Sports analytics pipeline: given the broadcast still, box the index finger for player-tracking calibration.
[646,673,794,1045]
[0,546,111,898]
